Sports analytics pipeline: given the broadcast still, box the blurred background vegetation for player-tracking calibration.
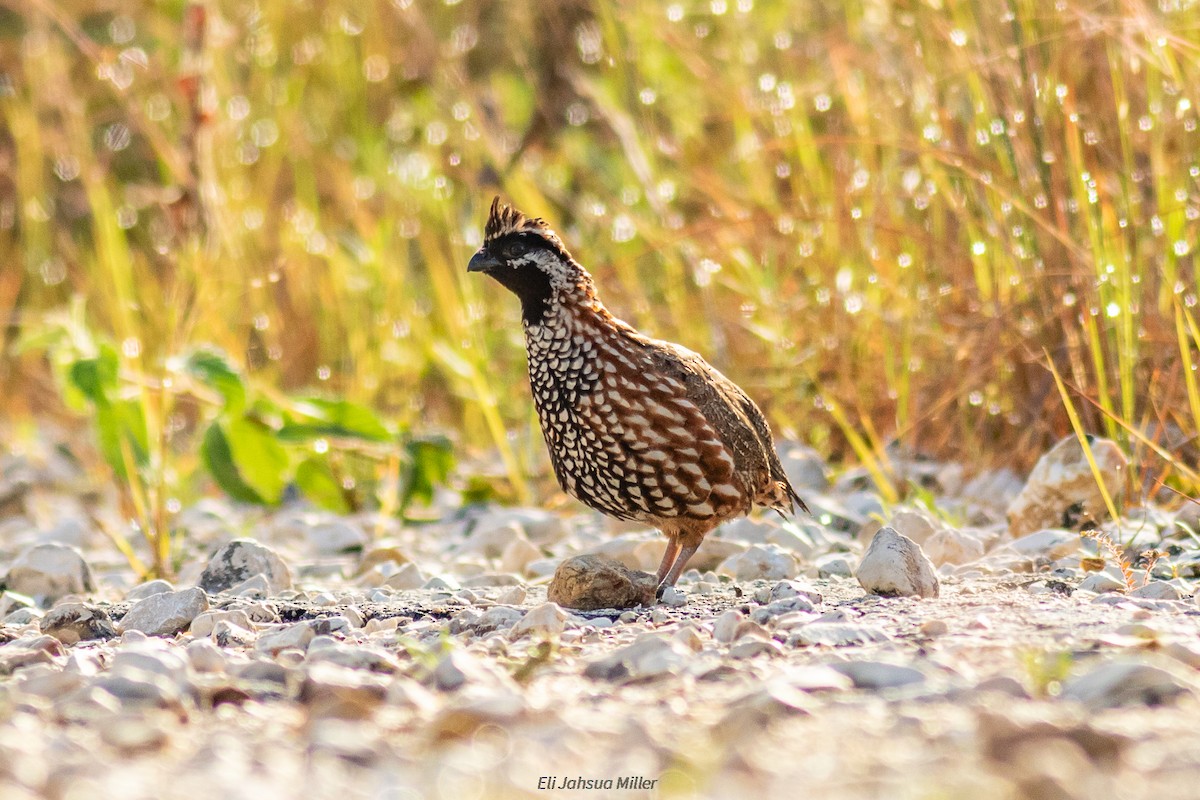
[1,0,1199,521]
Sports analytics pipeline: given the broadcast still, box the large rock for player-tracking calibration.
[198,539,292,595]
[1007,435,1127,537]
[39,602,116,644]
[2,543,94,604]
[855,527,940,598]
[547,555,656,611]
[119,588,210,636]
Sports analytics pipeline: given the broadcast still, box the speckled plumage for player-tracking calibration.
[469,197,806,589]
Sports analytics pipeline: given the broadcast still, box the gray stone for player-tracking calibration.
[547,554,656,611]
[830,660,926,690]
[1062,659,1196,709]
[583,635,690,681]
[39,602,116,644]
[777,443,830,491]
[816,554,854,579]
[855,527,940,598]
[198,539,292,595]
[118,588,209,636]
[125,580,174,602]
[1008,528,1078,558]
[788,621,892,647]
[2,543,94,604]
[658,586,687,607]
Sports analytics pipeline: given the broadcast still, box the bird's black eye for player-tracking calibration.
[504,241,528,259]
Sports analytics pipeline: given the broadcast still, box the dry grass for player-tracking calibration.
[1,0,1198,502]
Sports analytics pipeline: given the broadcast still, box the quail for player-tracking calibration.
[468,197,807,592]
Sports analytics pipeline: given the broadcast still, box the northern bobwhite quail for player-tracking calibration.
[468,197,807,591]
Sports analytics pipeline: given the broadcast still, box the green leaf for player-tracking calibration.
[68,343,119,405]
[95,398,149,479]
[399,435,454,510]
[200,422,266,504]
[278,397,392,443]
[225,417,290,504]
[183,348,246,410]
[294,457,351,513]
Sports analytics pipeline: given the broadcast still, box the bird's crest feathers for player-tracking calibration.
[484,196,566,251]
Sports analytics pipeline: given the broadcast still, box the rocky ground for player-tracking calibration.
[2,436,1200,799]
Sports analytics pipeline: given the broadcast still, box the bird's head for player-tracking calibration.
[468,197,594,324]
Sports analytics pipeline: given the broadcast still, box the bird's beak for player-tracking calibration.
[467,249,501,273]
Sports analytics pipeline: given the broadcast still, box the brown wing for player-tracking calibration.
[648,342,806,515]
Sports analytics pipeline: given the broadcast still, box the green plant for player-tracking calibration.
[21,307,455,577]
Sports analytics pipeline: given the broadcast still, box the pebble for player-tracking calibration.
[496,585,526,605]
[383,562,426,590]
[509,602,571,639]
[658,586,686,607]
[39,603,116,644]
[717,544,798,582]
[546,554,656,611]
[583,635,690,681]
[1007,435,1127,537]
[815,554,854,579]
[855,527,940,599]
[118,587,210,636]
[306,520,369,555]
[198,539,292,595]
[789,621,892,647]
[922,527,985,566]
[1007,528,1078,559]
[499,538,542,575]
[830,660,926,690]
[1062,658,1196,709]
[1129,580,1183,600]
[1078,572,1126,594]
[256,623,316,654]
[125,579,174,601]
[3,543,95,604]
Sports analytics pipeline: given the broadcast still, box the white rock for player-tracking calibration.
[228,574,271,598]
[830,660,926,690]
[509,602,570,639]
[3,543,94,603]
[815,554,855,579]
[1129,581,1183,600]
[713,610,744,644]
[119,588,210,636]
[889,509,941,546]
[855,527,940,598]
[777,443,830,491]
[306,521,369,555]
[189,609,253,638]
[1007,435,1127,537]
[185,639,226,673]
[789,622,892,647]
[658,586,686,607]
[923,528,985,566]
[125,580,174,602]
[1007,528,1078,559]
[583,635,690,680]
[382,563,426,590]
[256,623,316,654]
[499,538,542,576]
[718,544,798,582]
[198,539,292,595]
[496,586,526,605]
[461,521,525,559]
[1079,572,1127,594]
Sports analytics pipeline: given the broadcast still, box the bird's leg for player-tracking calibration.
[654,536,682,584]
[659,543,700,590]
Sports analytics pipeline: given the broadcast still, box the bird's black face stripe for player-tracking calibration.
[481,233,556,324]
